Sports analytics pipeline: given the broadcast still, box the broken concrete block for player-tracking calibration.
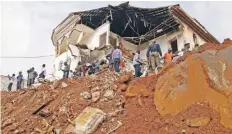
[31,83,42,88]
[186,117,211,127]
[91,91,100,103]
[91,87,100,93]
[51,80,61,89]
[61,82,68,88]
[103,90,114,100]
[69,107,106,134]
[80,91,91,100]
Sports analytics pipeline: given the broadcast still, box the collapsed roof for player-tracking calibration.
[70,2,219,45]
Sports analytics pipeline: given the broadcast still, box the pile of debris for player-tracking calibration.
[1,40,232,134]
[1,69,126,134]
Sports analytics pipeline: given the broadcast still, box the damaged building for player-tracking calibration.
[51,2,219,78]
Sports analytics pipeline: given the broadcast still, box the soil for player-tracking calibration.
[1,40,232,134]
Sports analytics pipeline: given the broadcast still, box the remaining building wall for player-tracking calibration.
[53,45,81,79]
[86,21,111,50]
[123,23,206,60]
[182,24,206,49]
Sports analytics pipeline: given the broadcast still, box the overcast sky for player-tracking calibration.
[1,1,232,77]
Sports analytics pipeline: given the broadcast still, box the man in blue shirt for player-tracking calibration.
[17,71,23,90]
[112,46,122,72]
[146,41,162,72]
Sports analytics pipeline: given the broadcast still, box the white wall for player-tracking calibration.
[124,24,206,60]
[182,24,206,49]
[53,46,81,79]
[86,21,111,50]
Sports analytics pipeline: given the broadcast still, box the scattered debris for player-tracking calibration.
[1,42,232,133]
[106,121,123,134]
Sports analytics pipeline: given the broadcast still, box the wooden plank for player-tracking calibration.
[32,99,55,115]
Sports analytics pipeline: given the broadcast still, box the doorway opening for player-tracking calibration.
[170,39,178,53]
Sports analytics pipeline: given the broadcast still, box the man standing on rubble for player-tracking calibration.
[146,41,162,72]
[61,62,70,78]
[8,74,15,91]
[133,50,142,77]
[112,46,122,72]
[39,64,46,79]
[16,71,23,90]
[28,67,36,87]
[106,46,114,69]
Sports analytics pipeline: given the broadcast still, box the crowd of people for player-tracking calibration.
[7,64,46,91]
[6,41,199,91]
[133,41,200,77]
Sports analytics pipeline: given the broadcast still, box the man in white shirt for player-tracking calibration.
[8,74,15,91]
[39,64,46,79]
[133,50,142,77]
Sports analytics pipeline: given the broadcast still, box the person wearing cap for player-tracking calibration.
[163,48,173,65]
[146,41,162,72]
[16,71,23,90]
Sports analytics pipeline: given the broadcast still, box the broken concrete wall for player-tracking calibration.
[53,45,82,79]
[86,22,111,50]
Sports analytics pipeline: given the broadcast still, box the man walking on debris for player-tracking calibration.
[8,74,15,91]
[133,50,143,77]
[39,64,46,79]
[16,71,23,90]
[61,62,70,78]
[112,46,122,72]
[146,41,162,72]
[106,46,114,69]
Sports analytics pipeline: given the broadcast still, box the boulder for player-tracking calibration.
[186,117,211,127]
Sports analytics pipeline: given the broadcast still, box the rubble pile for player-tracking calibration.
[1,40,232,133]
[1,69,126,134]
